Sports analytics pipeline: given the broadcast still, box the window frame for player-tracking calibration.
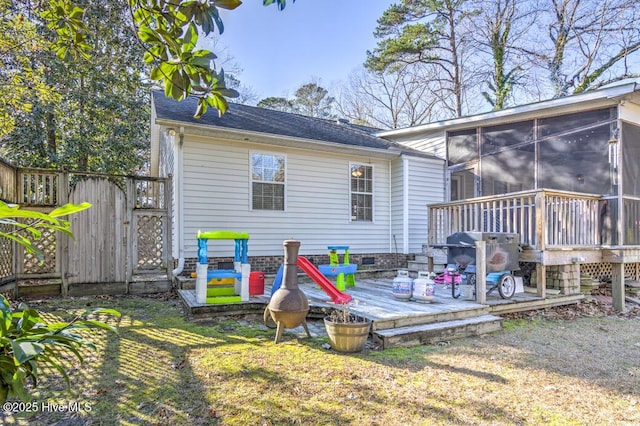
[349,162,374,222]
[249,151,287,212]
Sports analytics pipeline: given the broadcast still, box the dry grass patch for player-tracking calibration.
[0,294,638,425]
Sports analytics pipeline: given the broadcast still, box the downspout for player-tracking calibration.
[171,126,186,278]
[389,160,393,255]
[402,155,409,254]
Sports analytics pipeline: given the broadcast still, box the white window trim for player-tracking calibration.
[249,151,287,212]
[349,162,374,223]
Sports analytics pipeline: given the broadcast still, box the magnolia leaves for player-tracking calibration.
[133,0,242,117]
[37,0,294,118]
[40,0,91,61]
[0,201,91,262]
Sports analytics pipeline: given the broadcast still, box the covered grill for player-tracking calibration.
[446,232,520,272]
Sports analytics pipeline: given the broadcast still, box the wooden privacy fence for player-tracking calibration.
[427,189,603,249]
[0,162,171,296]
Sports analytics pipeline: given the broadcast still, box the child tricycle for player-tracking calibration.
[435,264,517,299]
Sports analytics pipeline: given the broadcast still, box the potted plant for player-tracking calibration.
[323,302,371,353]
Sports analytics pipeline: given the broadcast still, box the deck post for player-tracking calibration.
[535,263,547,298]
[611,262,625,312]
[475,240,486,304]
[534,191,546,250]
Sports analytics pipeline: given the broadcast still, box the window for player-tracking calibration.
[251,153,285,210]
[350,164,372,221]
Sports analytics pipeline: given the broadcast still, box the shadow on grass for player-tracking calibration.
[5,296,637,425]
[0,297,361,425]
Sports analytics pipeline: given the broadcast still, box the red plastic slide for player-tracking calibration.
[297,256,352,305]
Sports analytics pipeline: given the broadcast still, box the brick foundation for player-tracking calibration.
[174,253,415,276]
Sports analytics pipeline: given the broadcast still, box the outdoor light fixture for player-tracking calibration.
[608,127,619,144]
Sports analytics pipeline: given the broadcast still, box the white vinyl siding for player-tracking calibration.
[406,157,446,253]
[390,156,445,254]
[390,157,405,253]
[389,130,446,159]
[180,135,392,257]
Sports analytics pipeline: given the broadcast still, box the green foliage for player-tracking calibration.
[1,1,294,173]
[0,201,91,262]
[293,82,335,118]
[258,81,335,119]
[257,97,295,112]
[2,1,153,173]
[0,0,61,139]
[0,295,120,403]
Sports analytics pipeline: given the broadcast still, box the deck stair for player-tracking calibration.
[407,254,446,273]
[372,314,503,349]
[407,255,430,272]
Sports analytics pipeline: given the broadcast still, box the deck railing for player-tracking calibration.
[428,189,603,250]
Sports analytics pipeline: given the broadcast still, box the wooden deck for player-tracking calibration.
[178,277,583,348]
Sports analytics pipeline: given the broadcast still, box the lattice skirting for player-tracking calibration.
[580,262,640,281]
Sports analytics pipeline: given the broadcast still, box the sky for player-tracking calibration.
[215,1,392,102]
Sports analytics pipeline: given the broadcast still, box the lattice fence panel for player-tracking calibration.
[0,224,14,279]
[22,227,57,274]
[136,215,164,270]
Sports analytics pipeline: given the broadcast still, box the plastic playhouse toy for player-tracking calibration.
[318,245,357,291]
[195,230,250,304]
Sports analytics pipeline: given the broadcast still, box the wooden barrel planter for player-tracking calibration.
[323,317,371,353]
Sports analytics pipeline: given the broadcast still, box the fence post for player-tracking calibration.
[125,178,135,293]
[59,172,70,296]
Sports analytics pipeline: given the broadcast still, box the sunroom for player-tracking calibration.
[381,81,640,310]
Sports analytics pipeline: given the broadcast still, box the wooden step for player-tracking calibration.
[372,314,504,349]
[407,260,429,271]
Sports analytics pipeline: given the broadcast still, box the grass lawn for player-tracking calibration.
[1,294,639,425]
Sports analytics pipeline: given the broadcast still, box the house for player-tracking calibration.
[150,91,445,276]
[380,80,640,310]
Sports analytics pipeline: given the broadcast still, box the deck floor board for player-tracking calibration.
[179,276,581,325]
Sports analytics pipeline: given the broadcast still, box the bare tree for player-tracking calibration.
[473,0,538,109]
[366,0,478,118]
[525,0,640,96]
[335,67,443,129]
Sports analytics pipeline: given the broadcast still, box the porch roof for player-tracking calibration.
[377,80,639,138]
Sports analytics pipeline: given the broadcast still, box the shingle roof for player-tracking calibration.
[152,91,432,157]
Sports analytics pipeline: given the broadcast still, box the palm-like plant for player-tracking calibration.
[0,295,120,403]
